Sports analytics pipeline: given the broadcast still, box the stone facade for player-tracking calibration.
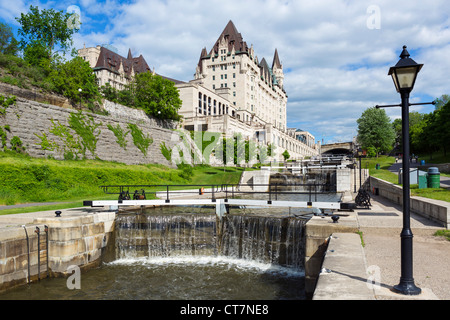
[193,21,287,131]
[178,21,320,161]
[78,44,183,90]
[0,93,180,166]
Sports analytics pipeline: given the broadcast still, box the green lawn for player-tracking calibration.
[362,156,398,184]
[417,150,450,165]
[0,151,245,214]
[362,155,450,202]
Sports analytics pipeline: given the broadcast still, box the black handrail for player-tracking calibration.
[99,183,336,202]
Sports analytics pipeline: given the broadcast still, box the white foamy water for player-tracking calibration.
[108,255,305,278]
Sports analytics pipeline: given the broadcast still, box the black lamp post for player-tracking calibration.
[388,45,422,295]
[357,148,363,190]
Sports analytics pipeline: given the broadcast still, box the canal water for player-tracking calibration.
[0,190,340,300]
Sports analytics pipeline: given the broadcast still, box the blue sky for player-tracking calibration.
[1,0,449,144]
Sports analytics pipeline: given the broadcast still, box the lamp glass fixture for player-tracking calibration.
[388,46,423,93]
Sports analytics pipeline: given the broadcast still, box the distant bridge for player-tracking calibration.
[321,142,355,155]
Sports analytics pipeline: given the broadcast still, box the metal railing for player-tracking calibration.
[99,183,336,204]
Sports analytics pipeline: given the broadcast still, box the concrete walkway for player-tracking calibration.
[314,193,450,300]
[357,194,450,300]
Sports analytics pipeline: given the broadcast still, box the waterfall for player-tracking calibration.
[116,213,218,259]
[270,170,336,193]
[221,215,304,268]
[115,212,305,270]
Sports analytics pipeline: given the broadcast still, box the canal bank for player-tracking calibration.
[0,207,115,292]
[311,193,446,300]
[0,188,449,299]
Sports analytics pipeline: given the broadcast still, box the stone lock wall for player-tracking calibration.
[0,210,116,292]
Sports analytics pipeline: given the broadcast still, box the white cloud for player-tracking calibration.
[2,0,449,143]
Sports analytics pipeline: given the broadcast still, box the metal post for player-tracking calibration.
[359,156,362,190]
[44,225,49,278]
[23,226,30,284]
[393,91,421,295]
[35,227,40,281]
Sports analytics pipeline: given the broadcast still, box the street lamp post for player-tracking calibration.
[388,45,423,295]
[357,148,363,190]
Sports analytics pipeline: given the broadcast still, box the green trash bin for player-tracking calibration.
[427,167,440,188]
[375,163,380,170]
[418,174,427,189]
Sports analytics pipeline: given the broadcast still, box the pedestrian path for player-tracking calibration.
[0,201,71,211]
[356,194,448,300]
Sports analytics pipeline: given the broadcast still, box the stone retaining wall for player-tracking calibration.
[369,176,450,228]
[0,89,181,166]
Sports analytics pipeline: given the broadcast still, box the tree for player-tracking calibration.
[357,107,395,156]
[282,149,290,161]
[128,72,182,121]
[434,94,450,111]
[22,40,50,67]
[0,23,19,56]
[435,100,450,156]
[49,56,101,104]
[393,111,425,152]
[15,5,79,63]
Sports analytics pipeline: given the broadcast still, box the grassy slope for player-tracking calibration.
[0,152,246,214]
[362,155,450,202]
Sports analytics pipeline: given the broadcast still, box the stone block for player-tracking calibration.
[82,222,105,237]
[0,257,15,274]
[49,226,82,241]
[49,255,87,274]
[49,240,83,258]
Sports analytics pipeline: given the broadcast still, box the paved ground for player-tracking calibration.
[356,194,450,300]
